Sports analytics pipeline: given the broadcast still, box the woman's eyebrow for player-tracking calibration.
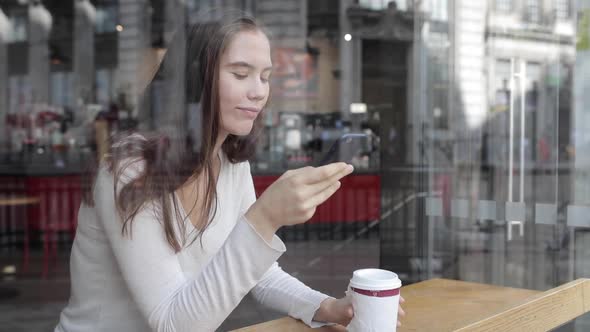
[227,61,273,71]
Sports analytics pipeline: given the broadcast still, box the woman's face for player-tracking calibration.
[217,29,272,138]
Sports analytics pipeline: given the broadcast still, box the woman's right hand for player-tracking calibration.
[246,162,354,240]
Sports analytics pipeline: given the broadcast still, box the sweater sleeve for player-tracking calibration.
[251,263,333,327]
[93,161,285,332]
[238,162,333,327]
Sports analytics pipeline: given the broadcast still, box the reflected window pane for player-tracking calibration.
[8,13,27,42]
[556,0,570,20]
[430,0,448,21]
[359,0,389,10]
[187,0,201,13]
[526,62,541,88]
[493,59,510,113]
[525,0,541,23]
[95,5,118,33]
[95,69,113,106]
[358,0,414,11]
[495,59,511,88]
[428,31,450,128]
[495,0,512,13]
[8,75,31,114]
[50,71,74,108]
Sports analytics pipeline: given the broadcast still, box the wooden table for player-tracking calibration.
[233,278,590,332]
[0,196,40,207]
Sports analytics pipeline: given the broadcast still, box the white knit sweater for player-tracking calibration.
[55,153,331,332]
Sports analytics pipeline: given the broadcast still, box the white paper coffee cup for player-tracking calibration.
[346,268,402,332]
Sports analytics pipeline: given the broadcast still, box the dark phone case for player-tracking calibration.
[317,134,367,166]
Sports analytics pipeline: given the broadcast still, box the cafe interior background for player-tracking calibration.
[0,0,589,330]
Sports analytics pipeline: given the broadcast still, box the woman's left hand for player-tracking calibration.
[313,295,406,327]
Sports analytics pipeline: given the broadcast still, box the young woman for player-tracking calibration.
[55,10,403,332]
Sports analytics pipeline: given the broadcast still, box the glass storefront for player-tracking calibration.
[0,0,589,330]
[377,0,589,329]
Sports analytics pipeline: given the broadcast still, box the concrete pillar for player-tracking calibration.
[0,9,9,146]
[159,0,186,131]
[28,2,52,104]
[339,0,354,121]
[117,0,151,117]
[73,0,96,105]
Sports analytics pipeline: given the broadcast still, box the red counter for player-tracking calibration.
[253,174,380,223]
[1,173,380,233]
[26,176,82,232]
[0,175,81,233]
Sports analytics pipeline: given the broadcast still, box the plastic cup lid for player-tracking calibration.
[350,268,402,291]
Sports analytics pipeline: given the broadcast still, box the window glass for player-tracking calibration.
[556,0,570,20]
[95,5,117,33]
[8,13,27,42]
[525,0,542,23]
[1,2,589,331]
[495,0,512,13]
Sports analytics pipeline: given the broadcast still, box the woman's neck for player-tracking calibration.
[213,132,228,158]
[175,131,227,228]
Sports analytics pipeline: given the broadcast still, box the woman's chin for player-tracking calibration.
[228,125,254,137]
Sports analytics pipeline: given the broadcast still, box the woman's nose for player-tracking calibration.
[247,79,267,101]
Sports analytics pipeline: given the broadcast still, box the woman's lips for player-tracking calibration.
[237,107,260,119]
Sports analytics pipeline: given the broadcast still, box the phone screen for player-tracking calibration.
[317,133,368,166]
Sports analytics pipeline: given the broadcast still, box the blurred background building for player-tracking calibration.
[0,0,589,330]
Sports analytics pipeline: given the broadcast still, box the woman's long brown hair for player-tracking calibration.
[82,10,267,252]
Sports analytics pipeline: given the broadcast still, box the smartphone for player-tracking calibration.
[317,133,369,166]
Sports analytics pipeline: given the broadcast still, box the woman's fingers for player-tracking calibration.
[259,163,353,228]
[305,180,342,209]
[302,164,353,197]
[299,162,352,185]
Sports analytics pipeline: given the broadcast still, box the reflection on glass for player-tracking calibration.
[0,1,589,329]
[525,0,542,23]
[556,0,571,20]
[50,71,74,108]
[495,0,513,12]
[8,13,27,42]
[95,5,117,33]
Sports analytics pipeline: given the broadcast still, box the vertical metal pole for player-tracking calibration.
[520,60,526,205]
[508,58,515,204]
[519,60,526,238]
[507,58,515,241]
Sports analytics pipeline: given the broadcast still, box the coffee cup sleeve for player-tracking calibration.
[346,289,398,332]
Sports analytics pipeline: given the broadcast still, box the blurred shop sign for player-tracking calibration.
[272,48,318,98]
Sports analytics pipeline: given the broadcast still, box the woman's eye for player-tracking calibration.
[233,73,248,80]
[261,74,271,83]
